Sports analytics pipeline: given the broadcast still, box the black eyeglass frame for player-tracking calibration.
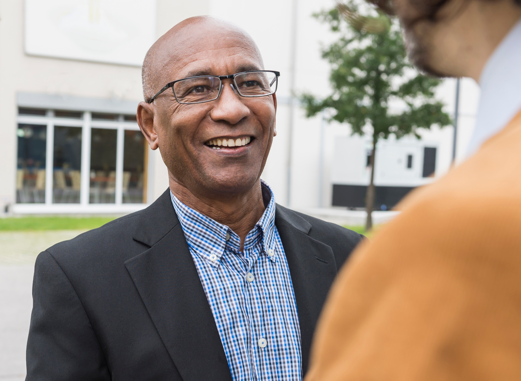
[146,70,281,104]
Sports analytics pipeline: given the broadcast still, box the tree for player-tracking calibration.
[300,1,451,232]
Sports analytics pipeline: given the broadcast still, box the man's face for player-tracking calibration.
[151,26,277,198]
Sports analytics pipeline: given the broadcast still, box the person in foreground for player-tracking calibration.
[305,0,521,380]
[25,16,363,381]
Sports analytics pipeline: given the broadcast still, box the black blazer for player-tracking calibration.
[26,190,363,381]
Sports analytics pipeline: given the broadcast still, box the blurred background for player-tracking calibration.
[0,0,480,379]
[1,0,480,220]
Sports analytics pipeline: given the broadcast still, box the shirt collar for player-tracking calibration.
[255,181,277,258]
[170,180,278,266]
[466,19,521,157]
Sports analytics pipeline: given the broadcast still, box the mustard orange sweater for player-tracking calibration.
[306,109,521,381]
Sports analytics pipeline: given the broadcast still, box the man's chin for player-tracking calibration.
[409,50,452,78]
[203,174,261,197]
[404,26,452,78]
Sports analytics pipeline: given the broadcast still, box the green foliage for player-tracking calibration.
[300,2,451,140]
[0,216,116,231]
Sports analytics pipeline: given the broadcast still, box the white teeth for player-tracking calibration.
[208,137,252,148]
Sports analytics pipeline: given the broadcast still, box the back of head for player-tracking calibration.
[367,0,521,80]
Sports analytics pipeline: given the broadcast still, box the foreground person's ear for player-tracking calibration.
[137,101,159,150]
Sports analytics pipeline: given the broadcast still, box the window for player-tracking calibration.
[18,107,46,116]
[89,129,117,204]
[406,154,413,169]
[16,109,147,207]
[92,113,119,121]
[123,131,146,203]
[16,124,47,203]
[53,126,82,203]
[123,115,137,122]
[422,147,437,177]
[54,110,83,119]
[366,149,372,167]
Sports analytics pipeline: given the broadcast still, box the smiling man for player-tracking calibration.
[25,17,363,381]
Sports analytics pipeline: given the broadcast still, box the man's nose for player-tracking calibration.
[210,83,250,125]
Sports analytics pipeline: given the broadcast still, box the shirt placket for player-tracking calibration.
[244,242,270,381]
[224,232,255,380]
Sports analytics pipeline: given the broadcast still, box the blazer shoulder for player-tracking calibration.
[45,190,176,264]
[275,204,364,267]
[44,208,146,264]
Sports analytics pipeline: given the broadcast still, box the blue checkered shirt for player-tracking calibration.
[170,182,302,380]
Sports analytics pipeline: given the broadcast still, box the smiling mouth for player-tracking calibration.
[205,136,253,150]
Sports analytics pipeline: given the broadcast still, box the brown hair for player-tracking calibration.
[369,0,521,20]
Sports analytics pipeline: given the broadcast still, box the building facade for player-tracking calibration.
[0,0,480,216]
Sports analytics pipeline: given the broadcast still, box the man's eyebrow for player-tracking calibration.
[184,68,213,78]
[182,65,263,79]
[235,64,262,73]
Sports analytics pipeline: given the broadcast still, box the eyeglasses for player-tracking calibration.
[146,70,280,104]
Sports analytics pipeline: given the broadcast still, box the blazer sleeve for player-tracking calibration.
[26,250,110,381]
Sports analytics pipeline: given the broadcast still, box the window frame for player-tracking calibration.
[14,109,149,214]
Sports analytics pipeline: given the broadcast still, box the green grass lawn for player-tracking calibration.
[0,216,371,235]
[345,225,365,235]
[344,225,381,239]
[0,217,117,231]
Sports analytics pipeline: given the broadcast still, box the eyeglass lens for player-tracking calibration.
[173,71,277,104]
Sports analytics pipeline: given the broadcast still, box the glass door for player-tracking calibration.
[53,126,82,204]
[123,130,147,203]
[16,124,47,203]
[89,128,118,204]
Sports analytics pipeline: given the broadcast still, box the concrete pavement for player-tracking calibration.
[0,231,85,381]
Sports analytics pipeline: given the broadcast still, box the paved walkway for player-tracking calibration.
[0,231,85,381]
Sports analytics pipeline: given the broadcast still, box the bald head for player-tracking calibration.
[142,16,264,102]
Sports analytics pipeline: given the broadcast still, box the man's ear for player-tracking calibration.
[272,93,278,137]
[137,101,159,150]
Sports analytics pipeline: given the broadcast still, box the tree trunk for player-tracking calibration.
[365,137,377,232]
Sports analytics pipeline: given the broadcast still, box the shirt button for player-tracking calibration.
[246,273,254,282]
[226,231,231,241]
[258,338,267,348]
[209,254,217,262]
[267,249,274,257]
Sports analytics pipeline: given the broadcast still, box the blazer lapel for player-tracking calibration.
[125,190,232,381]
[275,204,338,375]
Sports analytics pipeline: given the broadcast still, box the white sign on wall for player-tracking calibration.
[25,0,156,66]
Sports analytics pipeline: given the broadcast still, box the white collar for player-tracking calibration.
[465,19,521,157]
